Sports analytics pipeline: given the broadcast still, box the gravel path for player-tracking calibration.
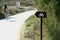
[0,10,37,40]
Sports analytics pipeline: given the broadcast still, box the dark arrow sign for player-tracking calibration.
[35,11,47,18]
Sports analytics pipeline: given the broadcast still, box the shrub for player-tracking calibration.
[0,3,3,9]
[0,11,5,19]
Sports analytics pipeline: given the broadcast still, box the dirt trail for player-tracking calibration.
[0,10,37,40]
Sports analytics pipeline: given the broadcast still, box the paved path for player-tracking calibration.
[0,10,37,40]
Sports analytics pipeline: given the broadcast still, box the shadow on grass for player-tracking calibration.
[55,0,60,22]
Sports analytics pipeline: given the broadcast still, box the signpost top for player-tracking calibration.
[35,11,47,18]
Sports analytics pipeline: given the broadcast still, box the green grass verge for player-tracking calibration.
[23,15,40,40]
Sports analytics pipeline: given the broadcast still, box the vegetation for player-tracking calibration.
[22,15,40,40]
[0,0,34,19]
[20,0,35,6]
[8,7,26,15]
[0,3,5,19]
[0,11,5,19]
[23,0,60,40]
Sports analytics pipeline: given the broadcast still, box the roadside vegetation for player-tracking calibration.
[0,3,5,19]
[0,0,34,19]
[22,0,60,40]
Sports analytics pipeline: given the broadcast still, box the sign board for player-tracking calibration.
[35,11,47,18]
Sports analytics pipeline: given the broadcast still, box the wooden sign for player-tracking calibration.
[35,11,47,18]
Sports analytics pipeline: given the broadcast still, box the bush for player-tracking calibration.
[23,15,40,40]
[0,11,5,19]
[0,3,5,19]
[8,7,25,15]
[0,3,3,9]
[8,9,16,15]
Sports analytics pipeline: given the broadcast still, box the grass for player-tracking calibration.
[23,15,50,40]
[21,11,58,40]
[21,15,40,40]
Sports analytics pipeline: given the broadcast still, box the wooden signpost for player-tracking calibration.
[35,11,47,40]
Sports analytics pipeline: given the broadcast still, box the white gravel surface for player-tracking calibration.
[0,10,37,40]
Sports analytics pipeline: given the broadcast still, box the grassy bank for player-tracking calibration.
[21,15,40,40]
[21,14,51,40]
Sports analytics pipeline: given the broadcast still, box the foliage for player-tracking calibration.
[23,0,60,40]
[24,15,40,40]
[20,0,34,6]
[0,3,5,19]
[0,3,3,9]
[34,0,60,40]
[8,7,26,15]
[0,11,5,19]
